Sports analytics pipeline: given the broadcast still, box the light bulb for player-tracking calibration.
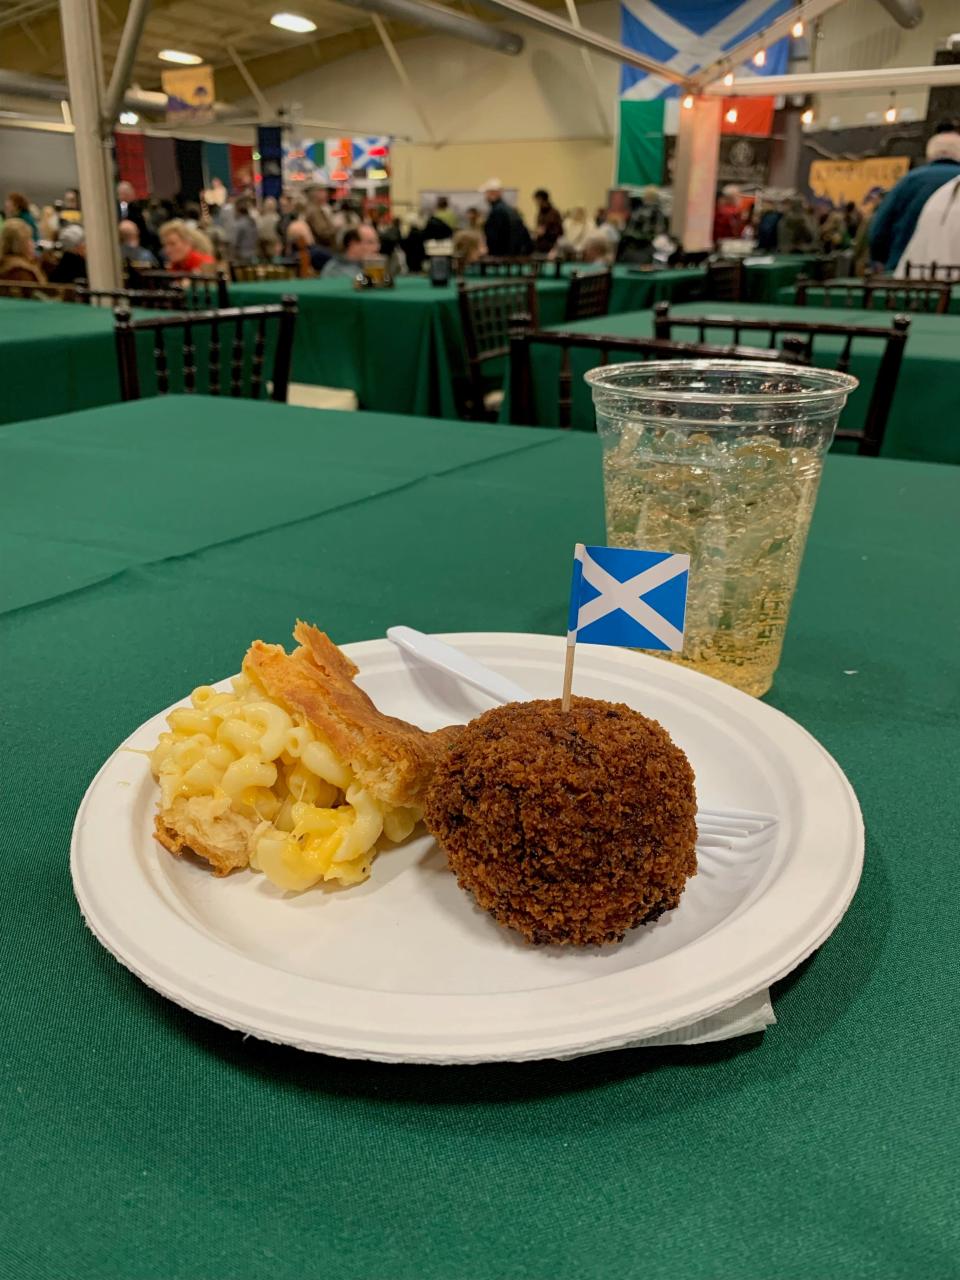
[791,20,804,37]
[270,12,317,33]
[158,49,203,64]
[885,105,897,123]
[753,48,766,67]
[118,110,139,126]
[801,108,814,125]
[682,94,694,109]
[725,107,738,124]
[723,71,734,87]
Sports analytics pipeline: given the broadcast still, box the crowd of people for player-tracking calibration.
[3,121,959,289]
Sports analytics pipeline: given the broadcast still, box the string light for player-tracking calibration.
[682,94,694,109]
[791,20,804,37]
[801,108,814,125]
[753,48,766,67]
[723,71,734,87]
[725,106,738,124]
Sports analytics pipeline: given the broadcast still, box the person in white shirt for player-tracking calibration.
[894,175,960,277]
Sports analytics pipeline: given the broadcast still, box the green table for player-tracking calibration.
[603,264,706,312]
[2,395,958,1279]
[513,302,960,465]
[742,255,820,302]
[775,281,960,314]
[0,298,119,424]
[229,275,572,418]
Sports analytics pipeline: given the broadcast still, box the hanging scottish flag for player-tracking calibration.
[620,0,792,101]
[567,544,689,652]
[352,136,391,171]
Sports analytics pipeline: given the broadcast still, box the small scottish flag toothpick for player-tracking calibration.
[562,544,690,710]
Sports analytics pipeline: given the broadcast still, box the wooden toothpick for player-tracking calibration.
[561,640,576,712]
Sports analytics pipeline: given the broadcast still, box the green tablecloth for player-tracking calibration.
[513,301,960,465]
[228,275,568,417]
[2,396,958,1279]
[605,264,706,312]
[741,255,820,302]
[775,281,960,314]
[0,270,709,427]
[0,298,119,424]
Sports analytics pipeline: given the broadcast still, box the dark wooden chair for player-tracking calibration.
[864,277,950,314]
[564,269,613,322]
[509,330,802,430]
[903,260,960,282]
[231,262,298,282]
[705,257,744,302]
[653,301,911,456]
[77,283,186,310]
[473,256,562,279]
[113,297,298,403]
[132,268,230,309]
[795,274,950,314]
[456,278,539,421]
[0,279,79,302]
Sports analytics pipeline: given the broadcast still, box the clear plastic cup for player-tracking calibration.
[586,360,858,697]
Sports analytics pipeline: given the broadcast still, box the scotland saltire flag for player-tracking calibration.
[620,0,792,101]
[352,136,391,169]
[567,545,689,652]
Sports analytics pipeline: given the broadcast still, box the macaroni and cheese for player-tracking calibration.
[151,673,420,891]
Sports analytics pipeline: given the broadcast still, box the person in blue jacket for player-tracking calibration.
[869,123,960,272]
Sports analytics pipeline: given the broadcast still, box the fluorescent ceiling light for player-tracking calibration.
[158,49,203,64]
[271,12,317,32]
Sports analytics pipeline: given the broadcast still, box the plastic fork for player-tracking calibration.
[387,626,779,853]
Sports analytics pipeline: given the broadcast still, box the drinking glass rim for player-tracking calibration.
[584,359,859,407]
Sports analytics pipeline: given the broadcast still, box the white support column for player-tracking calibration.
[59,0,122,290]
[670,95,722,253]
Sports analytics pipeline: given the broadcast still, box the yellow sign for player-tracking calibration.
[161,64,214,124]
[809,155,910,207]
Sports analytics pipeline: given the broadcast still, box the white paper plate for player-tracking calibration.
[71,633,863,1064]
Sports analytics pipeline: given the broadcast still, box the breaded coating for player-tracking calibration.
[424,697,697,946]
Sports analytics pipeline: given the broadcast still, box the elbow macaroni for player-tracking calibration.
[150,674,420,891]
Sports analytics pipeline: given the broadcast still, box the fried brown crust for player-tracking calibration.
[156,623,460,875]
[242,621,459,809]
[423,697,698,946]
[154,806,254,876]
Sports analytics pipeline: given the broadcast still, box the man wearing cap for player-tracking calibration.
[480,179,532,256]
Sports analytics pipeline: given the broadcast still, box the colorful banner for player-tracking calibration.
[229,143,254,192]
[721,96,775,137]
[809,156,911,207]
[161,64,214,124]
[620,0,791,104]
[114,130,149,199]
[617,99,665,186]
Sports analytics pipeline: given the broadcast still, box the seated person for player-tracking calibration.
[119,218,158,271]
[0,218,46,284]
[48,224,87,284]
[160,219,215,274]
[320,225,380,278]
[581,231,615,266]
[453,228,485,267]
[286,219,331,274]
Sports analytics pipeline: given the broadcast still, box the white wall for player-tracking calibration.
[813,0,959,126]
[268,2,621,221]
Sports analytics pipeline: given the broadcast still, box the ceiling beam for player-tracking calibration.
[705,64,960,95]
[689,0,846,91]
